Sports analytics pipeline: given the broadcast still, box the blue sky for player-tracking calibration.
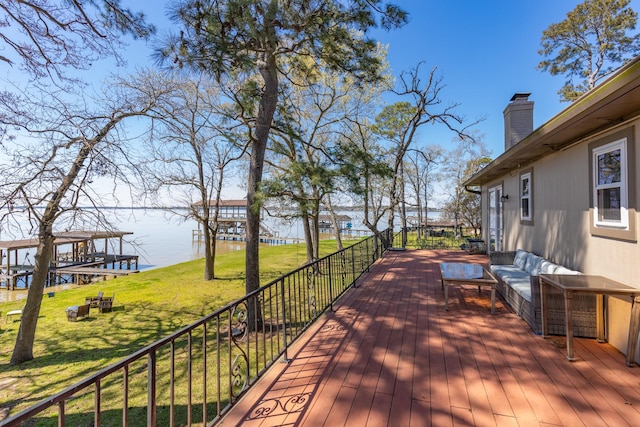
[366,0,640,156]
[3,0,638,203]
[120,0,640,158]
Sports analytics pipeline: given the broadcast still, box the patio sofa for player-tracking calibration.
[489,249,597,338]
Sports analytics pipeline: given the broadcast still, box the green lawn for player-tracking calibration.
[0,239,356,420]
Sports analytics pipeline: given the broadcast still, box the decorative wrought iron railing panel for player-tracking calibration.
[1,230,391,427]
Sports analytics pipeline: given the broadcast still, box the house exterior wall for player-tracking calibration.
[482,119,640,362]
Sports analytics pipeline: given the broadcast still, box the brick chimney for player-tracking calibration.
[503,93,533,151]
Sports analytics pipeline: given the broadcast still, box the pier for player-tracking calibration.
[191,200,373,244]
[191,229,302,245]
[0,230,139,290]
[191,199,300,244]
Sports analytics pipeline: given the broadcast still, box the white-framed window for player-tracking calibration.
[593,138,628,229]
[520,171,532,222]
[488,185,503,252]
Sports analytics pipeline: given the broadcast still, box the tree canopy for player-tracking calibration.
[0,1,155,365]
[158,0,408,305]
[538,0,640,102]
[0,0,154,82]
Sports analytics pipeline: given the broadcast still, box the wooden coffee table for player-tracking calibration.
[439,262,498,314]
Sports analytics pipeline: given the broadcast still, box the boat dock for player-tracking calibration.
[0,230,139,290]
[191,229,303,245]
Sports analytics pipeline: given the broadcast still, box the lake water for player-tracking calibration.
[116,208,375,269]
[1,207,445,270]
[0,207,443,302]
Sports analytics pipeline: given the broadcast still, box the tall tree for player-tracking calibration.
[457,156,492,237]
[373,64,475,245]
[264,48,388,263]
[139,73,246,280]
[0,1,156,365]
[1,73,173,364]
[405,145,443,238]
[336,117,393,241]
[159,1,408,311]
[442,135,490,237]
[538,0,640,102]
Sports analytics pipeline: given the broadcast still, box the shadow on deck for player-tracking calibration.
[220,249,640,427]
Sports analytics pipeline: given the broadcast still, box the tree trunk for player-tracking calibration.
[10,112,144,364]
[310,198,320,262]
[301,212,314,264]
[245,49,278,330]
[387,174,399,247]
[415,177,423,240]
[203,217,215,280]
[10,223,54,364]
[11,140,95,364]
[326,194,343,251]
[399,161,407,247]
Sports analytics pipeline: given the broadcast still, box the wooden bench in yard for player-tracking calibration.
[99,295,115,313]
[66,304,90,321]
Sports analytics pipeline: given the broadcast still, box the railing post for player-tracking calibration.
[202,322,207,424]
[122,365,129,426]
[280,278,290,362]
[328,255,334,312]
[351,246,357,288]
[187,332,192,426]
[147,350,156,427]
[58,401,65,427]
[94,379,101,427]
[366,239,370,272]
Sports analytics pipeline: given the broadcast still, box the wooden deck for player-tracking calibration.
[220,250,640,427]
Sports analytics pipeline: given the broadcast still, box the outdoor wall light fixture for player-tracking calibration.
[501,195,509,202]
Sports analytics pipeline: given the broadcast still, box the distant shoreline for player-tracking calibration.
[6,205,445,212]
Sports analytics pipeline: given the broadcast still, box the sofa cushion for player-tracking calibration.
[490,264,522,277]
[508,278,533,302]
[525,254,544,275]
[539,260,560,274]
[554,266,581,275]
[491,262,529,278]
[513,249,529,270]
[491,265,532,301]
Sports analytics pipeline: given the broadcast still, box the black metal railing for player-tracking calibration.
[391,226,474,250]
[1,230,392,427]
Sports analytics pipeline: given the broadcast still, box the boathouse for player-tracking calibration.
[318,214,352,234]
[192,199,247,237]
[0,230,138,290]
[192,199,282,242]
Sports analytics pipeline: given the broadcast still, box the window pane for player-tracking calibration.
[597,149,621,185]
[597,187,621,221]
[521,177,529,196]
[521,198,529,218]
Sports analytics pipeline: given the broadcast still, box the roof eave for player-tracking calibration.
[465,57,640,187]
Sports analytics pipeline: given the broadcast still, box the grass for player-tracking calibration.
[0,239,358,422]
[393,229,472,250]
